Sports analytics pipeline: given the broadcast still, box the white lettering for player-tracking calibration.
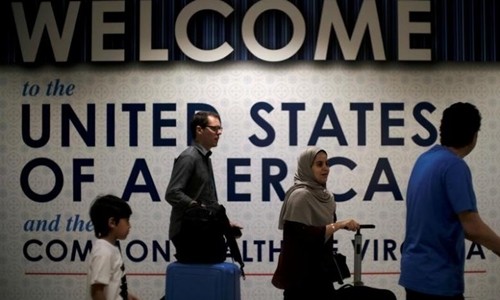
[12,2,79,62]
[315,0,385,60]
[139,0,168,61]
[9,0,434,63]
[91,1,125,62]
[398,0,431,61]
[175,0,234,62]
[242,0,306,62]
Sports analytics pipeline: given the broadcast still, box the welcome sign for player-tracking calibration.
[2,0,500,63]
[1,1,500,299]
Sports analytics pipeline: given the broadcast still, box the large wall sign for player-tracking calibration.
[1,1,500,300]
[2,0,500,64]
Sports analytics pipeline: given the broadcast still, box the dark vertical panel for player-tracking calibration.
[483,0,497,61]
[432,0,446,60]
[0,1,13,64]
[382,0,398,61]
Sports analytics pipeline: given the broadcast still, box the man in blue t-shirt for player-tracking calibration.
[399,102,500,300]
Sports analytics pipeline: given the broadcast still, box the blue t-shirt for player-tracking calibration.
[399,145,477,296]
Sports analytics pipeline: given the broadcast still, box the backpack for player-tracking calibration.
[174,204,245,278]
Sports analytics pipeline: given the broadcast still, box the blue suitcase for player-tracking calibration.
[165,262,241,300]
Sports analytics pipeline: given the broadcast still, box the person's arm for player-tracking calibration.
[459,210,500,256]
[165,155,198,207]
[90,283,106,300]
[325,219,360,238]
[284,221,324,244]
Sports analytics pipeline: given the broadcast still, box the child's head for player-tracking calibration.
[89,194,132,239]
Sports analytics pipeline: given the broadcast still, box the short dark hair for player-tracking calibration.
[190,111,221,139]
[440,102,481,148]
[89,194,132,238]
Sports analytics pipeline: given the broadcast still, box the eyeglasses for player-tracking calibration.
[205,125,223,132]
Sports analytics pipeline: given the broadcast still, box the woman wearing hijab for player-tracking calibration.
[272,147,360,300]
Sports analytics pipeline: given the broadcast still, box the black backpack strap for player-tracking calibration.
[218,205,246,279]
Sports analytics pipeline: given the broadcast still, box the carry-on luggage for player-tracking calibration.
[165,261,241,300]
[335,224,397,299]
[353,224,375,286]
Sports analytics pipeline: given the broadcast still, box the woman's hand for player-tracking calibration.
[326,218,360,237]
[128,293,140,300]
[337,219,360,232]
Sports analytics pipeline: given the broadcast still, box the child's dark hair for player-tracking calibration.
[89,194,132,238]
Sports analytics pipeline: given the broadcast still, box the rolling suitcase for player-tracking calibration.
[353,224,376,286]
[335,224,397,299]
[165,261,241,300]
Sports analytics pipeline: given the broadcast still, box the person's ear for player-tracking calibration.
[108,217,117,228]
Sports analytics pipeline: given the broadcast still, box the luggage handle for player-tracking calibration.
[356,224,375,234]
[359,224,375,229]
[342,224,375,234]
[353,224,375,286]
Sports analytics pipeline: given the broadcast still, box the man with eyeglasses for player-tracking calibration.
[165,111,232,261]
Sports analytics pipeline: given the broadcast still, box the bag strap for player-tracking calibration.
[218,205,246,279]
